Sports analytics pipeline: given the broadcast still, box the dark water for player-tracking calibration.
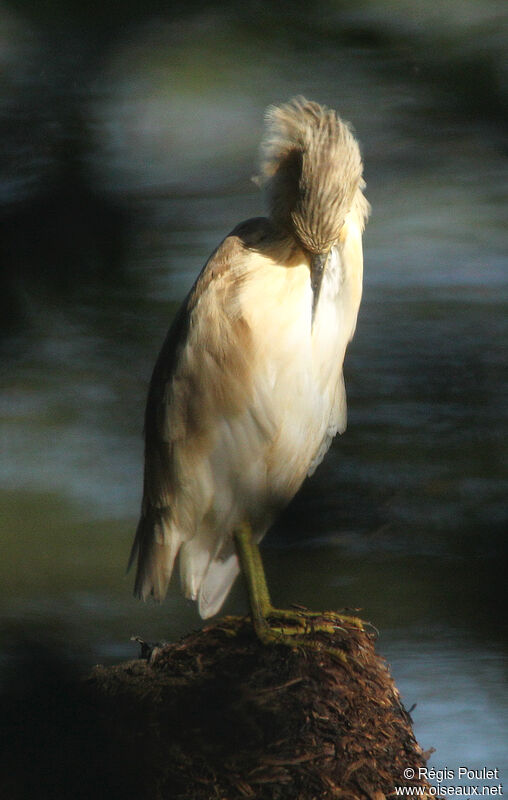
[1,0,507,786]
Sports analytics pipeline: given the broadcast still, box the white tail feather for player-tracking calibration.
[197,554,241,619]
[131,513,182,601]
[179,527,217,600]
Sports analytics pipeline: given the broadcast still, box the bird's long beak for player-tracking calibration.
[310,251,330,328]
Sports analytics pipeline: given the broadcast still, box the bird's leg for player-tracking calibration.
[234,522,273,641]
[234,523,364,652]
[235,521,313,643]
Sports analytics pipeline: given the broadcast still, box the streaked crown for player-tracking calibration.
[257,96,369,254]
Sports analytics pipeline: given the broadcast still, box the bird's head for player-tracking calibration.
[256,97,370,321]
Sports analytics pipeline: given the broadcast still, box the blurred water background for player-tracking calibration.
[0,0,507,786]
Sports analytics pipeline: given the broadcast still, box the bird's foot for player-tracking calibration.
[267,605,364,633]
[253,605,366,664]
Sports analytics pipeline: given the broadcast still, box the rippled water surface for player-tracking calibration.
[1,0,507,784]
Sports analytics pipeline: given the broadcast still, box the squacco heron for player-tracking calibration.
[129,97,370,644]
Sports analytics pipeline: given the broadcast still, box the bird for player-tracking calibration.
[129,97,370,642]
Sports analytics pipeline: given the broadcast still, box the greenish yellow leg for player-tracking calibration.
[234,522,272,640]
[234,523,364,657]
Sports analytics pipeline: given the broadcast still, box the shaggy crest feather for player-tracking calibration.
[258,96,369,253]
